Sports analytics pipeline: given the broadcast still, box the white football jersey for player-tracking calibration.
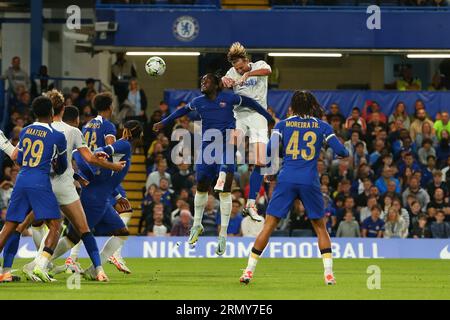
[51,121,87,182]
[226,60,271,115]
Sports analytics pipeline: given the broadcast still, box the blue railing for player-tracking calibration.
[96,0,221,9]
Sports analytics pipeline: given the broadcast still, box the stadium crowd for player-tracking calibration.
[1,55,450,240]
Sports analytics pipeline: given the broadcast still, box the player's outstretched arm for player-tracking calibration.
[238,96,274,125]
[325,133,349,158]
[153,105,191,132]
[77,146,125,172]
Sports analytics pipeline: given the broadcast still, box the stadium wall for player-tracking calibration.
[164,89,450,118]
[14,237,450,259]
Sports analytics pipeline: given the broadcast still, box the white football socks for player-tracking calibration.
[193,192,208,227]
[219,192,232,237]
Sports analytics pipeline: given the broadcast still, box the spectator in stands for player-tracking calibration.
[389,198,410,229]
[159,177,174,212]
[418,139,437,166]
[159,100,170,119]
[427,170,448,198]
[336,211,360,238]
[408,200,422,230]
[384,207,408,239]
[14,90,31,114]
[330,160,353,190]
[398,152,421,178]
[388,102,410,130]
[434,111,450,140]
[217,199,243,237]
[31,65,52,98]
[345,107,367,134]
[430,211,450,238]
[287,200,312,235]
[329,116,347,141]
[146,159,171,190]
[366,112,387,141]
[410,214,432,239]
[80,78,96,101]
[111,52,137,104]
[415,121,438,148]
[170,209,193,237]
[352,142,369,168]
[125,78,147,119]
[201,195,219,235]
[326,103,345,126]
[369,139,385,166]
[375,166,401,195]
[170,198,190,223]
[336,196,359,223]
[362,101,387,124]
[402,176,430,211]
[0,180,13,209]
[4,56,30,95]
[70,86,82,109]
[428,72,447,90]
[356,178,373,208]
[410,108,434,141]
[396,65,422,91]
[80,104,95,127]
[427,188,449,218]
[360,195,378,222]
[146,204,170,237]
[381,194,393,216]
[361,205,385,238]
[436,129,450,166]
[172,163,195,193]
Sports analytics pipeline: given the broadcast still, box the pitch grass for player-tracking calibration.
[0,258,449,300]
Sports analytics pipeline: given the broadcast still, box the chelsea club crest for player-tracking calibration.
[173,16,199,42]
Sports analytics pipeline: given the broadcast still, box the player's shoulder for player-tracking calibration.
[252,60,269,67]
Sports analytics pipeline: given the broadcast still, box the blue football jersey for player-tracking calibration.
[186,92,242,137]
[16,122,67,188]
[273,116,347,186]
[74,139,131,200]
[82,115,117,151]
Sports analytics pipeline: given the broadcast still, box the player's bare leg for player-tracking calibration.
[240,214,280,284]
[83,227,130,281]
[33,218,62,282]
[108,200,132,274]
[188,179,210,245]
[216,172,234,256]
[0,221,22,283]
[242,142,265,222]
[310,218,336,285]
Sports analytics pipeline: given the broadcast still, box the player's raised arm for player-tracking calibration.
[236,60,272,86]
[153,104,193,132]
[323,122,349,158]
[234,95,274,125]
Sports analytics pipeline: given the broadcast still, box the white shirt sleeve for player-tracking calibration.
[252,60,272,73]
[73,128,87,149]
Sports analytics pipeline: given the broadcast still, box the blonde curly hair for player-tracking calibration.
[227,42,248,63]
[43,89,65,115]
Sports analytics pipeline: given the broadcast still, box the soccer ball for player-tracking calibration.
[145,56,166,76]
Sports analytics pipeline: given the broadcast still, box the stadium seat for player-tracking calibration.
[272,230,290,237]
[290,229,314,237]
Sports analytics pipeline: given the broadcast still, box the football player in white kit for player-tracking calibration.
[20,90,125,282]
[218,42,272,222]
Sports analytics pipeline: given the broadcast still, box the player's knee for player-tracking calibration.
[223,173,234,192]
[113,228,129,237]
[197,179,210,192]
[31,221,44,228]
